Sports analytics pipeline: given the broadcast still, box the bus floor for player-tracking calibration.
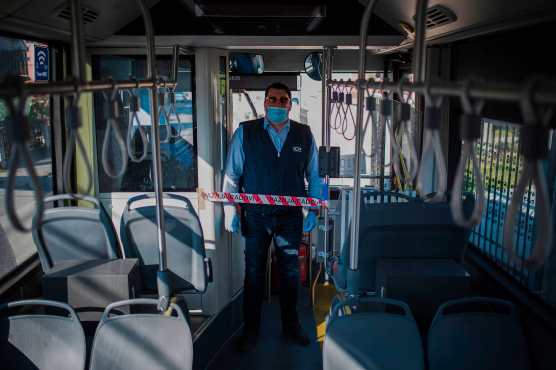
[207,288,322,370]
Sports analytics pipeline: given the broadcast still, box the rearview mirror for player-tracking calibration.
[229,53,264,75]
[304,52,323,81]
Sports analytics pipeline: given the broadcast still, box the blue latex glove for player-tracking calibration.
[303,211,318,233]
[224,205,240,233]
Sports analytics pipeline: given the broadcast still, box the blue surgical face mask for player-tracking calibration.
[266,106,289,124]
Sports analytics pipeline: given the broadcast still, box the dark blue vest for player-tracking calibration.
[241,118,312,213]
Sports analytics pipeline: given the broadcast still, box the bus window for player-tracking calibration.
[465,118,556,307]
[0,36,54,280]
[92,55,197,192]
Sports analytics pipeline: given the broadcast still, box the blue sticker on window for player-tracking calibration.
[34,46,48,81]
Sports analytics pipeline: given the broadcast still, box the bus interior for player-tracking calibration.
[1,0,556,369]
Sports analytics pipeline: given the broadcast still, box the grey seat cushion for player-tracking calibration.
[121,194,207,293]
[33,194,120,272]
[324,299,424,370]
[89,299,193,370]
[0,300,86,370]
[335,193,473,291]
[428,297,530,370]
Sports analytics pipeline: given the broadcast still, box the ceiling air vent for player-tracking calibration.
[424,5,457,29]
[55,3,99,24]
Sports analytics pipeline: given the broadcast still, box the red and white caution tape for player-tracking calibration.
[203,191,328,208]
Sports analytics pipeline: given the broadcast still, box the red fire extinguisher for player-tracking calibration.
[298,242,308,286]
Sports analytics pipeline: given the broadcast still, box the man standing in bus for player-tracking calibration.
[223,82,322,352]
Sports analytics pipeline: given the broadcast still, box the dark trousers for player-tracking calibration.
[242,208,303,335]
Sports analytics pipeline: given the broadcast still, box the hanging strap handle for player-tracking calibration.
[2,76,45,232]
[417,82,447,202]
[63,91,93,194]
[397,75,419,181]
[127,78,149,163]
[101,80,128,178]
[157,88,171,143]
[361,84,378,158]
[503,78,553,270]
[167,87,182,138]
[450,78,486,228]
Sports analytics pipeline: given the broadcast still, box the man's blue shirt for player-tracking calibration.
[223,118,323,200]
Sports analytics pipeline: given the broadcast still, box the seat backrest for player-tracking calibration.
[120,193,207,293]
[89,299,193,370]
[324,297,424,370]
[33,194,121,272]
[337,192,473,291]
[0,299,86,370]
[428,297,530,370]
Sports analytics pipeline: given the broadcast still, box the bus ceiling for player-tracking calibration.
[0,1,555,48]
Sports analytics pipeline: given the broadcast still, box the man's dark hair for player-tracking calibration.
[265,82,291,99]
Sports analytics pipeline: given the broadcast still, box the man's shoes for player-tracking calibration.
[237,331,258,352]
[283,323,311,347]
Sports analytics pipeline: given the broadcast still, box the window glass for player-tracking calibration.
[464,118,556,308]
[0,36,53,280]
[93,55,197,192]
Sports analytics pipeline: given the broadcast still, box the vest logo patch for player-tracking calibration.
[292,146,302,152]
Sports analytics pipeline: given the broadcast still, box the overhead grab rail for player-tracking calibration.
[1,77,45,232]
[127,81,149,163]
[503,78,554,271]
[101,83,128,178]
[416,84,448,202]
[450,78,486,228]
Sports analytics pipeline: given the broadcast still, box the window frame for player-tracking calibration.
[91,53,198,193]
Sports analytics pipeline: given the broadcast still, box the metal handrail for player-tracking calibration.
[327,78,556,106]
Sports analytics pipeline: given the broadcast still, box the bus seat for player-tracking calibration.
[120,193,209,293]
[428,297,530,370]
[89,299,193,370]
[324,297,424,370]
[0,299,86,370]
[32,194,121,273]
[335,192,473,292]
